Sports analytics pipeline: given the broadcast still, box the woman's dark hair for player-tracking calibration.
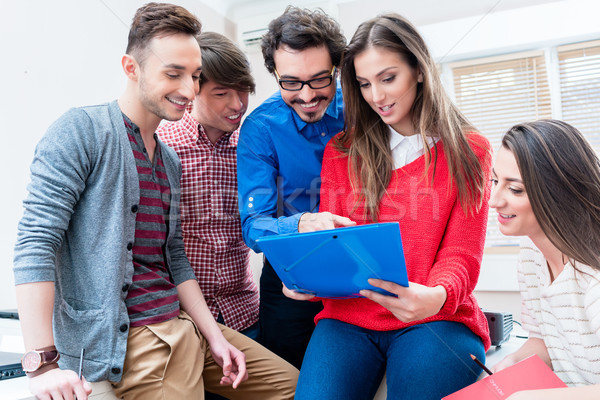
[503,119,600,270]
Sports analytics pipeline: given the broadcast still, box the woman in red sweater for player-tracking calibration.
[286,13,493,400]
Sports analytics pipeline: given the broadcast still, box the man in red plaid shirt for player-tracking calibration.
[157,32,259,338]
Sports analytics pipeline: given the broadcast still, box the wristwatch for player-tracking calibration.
[21,345,60,375]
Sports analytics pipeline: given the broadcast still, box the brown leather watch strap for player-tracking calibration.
[25,361,59,378]
[37,345,60,363]
[36,345,57,352]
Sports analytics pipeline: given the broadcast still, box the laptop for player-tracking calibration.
[0,309,19,320]
[0,351,25,380]
[256,222,408,298]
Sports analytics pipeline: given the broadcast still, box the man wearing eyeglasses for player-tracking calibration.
[237,6,354,369]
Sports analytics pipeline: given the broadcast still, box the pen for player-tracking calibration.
[78,348,85,380]
[470,353,493,376]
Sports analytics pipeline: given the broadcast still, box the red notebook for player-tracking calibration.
[443,355,567,399]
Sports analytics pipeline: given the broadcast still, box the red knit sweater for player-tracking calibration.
[317,133,492,350]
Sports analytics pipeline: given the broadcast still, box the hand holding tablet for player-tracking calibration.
[256,222,409,298]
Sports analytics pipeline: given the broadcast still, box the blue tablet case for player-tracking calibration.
[256,222,408,298]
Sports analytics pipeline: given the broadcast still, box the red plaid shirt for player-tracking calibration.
[157,112,258,331]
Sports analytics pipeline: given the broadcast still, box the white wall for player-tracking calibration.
[417,0,600,62]
[236,0,600,105]
[2,0,599,319]
[0,0,233,310]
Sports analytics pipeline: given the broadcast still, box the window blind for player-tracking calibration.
[451,52,553,247]
[558,41,600,151]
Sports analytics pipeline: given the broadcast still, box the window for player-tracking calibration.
[448,40,600,248]
[558,41,600,148]
[451,51,553,247]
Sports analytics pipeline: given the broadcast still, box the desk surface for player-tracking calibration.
[478,324,528,385]
[2,377,33,400]
[0,318,528,400]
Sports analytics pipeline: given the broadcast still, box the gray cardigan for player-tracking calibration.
[13,100,196,382]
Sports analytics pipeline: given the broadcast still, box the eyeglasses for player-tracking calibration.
[274,66,336,91]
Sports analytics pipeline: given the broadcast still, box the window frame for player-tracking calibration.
[443,39,600,251]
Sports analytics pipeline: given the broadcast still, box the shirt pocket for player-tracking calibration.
[55,297,107,362]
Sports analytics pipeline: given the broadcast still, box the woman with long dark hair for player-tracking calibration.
[490,119,600,399]
[285,13,493,399]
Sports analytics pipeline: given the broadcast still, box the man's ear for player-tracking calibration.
[121,54,139,82]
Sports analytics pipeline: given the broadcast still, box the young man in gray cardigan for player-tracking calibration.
[13,3,297,400]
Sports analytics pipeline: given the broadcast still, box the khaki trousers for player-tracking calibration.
[110,311,298,400]
[89,381,119,400]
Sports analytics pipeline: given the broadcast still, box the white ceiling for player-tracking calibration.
[207,0,565,26]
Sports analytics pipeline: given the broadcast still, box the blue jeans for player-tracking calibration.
[296,319,485,400]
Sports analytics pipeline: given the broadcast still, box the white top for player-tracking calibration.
[518,237,600,386]
[388,126,437,169]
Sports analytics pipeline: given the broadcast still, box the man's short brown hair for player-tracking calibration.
[198,32,255,93]
[126,2,202,64]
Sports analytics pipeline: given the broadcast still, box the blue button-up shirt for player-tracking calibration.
[237,85,345,252]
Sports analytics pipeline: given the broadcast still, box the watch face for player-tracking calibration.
[22,351,42,372]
